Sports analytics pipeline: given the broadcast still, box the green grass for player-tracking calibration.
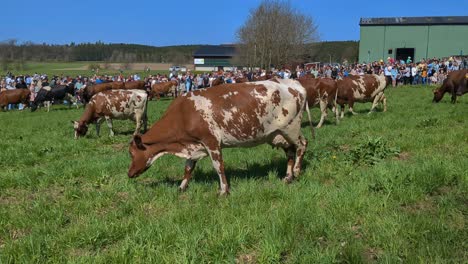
[0,86,467,263]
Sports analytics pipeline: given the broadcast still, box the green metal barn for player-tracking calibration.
[358,16,468,63]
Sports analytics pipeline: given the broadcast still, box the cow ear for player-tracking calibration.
[133,134,146,150]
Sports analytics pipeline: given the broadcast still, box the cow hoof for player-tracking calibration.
[218,189,230,196]
[178,186,187,192]
[283,176,294,184]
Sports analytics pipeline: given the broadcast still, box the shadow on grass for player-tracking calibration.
[136,157,311,188]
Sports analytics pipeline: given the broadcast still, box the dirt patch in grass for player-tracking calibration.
[401,197,437,214]
[361,247,383,263]
[395,151,411,161]
[0,195,22,206]
[111,143,127,152]
[67,247,91,257]
[236,252,257,264]
[9,228,30,241]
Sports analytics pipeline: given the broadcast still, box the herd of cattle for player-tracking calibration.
[1,69,467,194]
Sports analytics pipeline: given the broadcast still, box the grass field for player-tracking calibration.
[0,85,467,263]
[10,62,178,77]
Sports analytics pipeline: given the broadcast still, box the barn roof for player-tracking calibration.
[360,16,468,26]
[193,45,237,57]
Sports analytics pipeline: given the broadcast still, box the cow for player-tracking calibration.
[335,74,387,118]
[72,89,148,139]
[234,77,249,83]
[0,89,31,111]
[211,76,225,87]
[124,80,146,90]
[151,80,178,99]
[433,69,468,103]
[298,78,339,128]
[298,73,316,80]
[31,83,78,112]
[127,79,310,195]
[80,81,125,104]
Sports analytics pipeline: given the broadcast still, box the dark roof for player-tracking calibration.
[193,45,237,57]
[360,16,468,26]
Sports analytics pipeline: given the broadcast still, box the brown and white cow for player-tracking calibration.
[127,79,309,195]
[0,89,31,111]
[151,80,178,99]
[433,69,468,103]
[73,89,148,139]
[298,77,338,128]
[336,74,387,117]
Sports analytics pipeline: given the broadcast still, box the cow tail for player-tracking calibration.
[304,102,315,139]
[143,94,149,133]
[334,84,339,123]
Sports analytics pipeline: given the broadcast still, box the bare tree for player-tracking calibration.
[236,0,318,69]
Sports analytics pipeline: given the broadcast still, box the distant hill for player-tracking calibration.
[0,40,358,71]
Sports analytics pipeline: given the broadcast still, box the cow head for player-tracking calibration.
[432,88,444,103]
[433,79,450,103]
[72,121,88,139]
[128,134,151,178]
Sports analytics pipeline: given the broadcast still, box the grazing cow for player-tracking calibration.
[336,74,387,117]
[127,79,309,195]
[0,89,31,111]
[151,80,178,99]
[211,76,225,87]
[31,83,78,112]
[72,89,148,139]
[433,69,468,103]
[298,78,338,128]
[80,81,125,104]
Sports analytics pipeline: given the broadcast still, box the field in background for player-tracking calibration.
[0,86,467,262]
[10,62,194,77]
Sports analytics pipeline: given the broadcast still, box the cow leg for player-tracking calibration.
[134,111,142,135]
[206,147,229,195]
[381,94,387,112]
[105,117,115,137]
[179,159,197,191]
[66,93,79,109]
[316,99,328,128]
[340,105,345,119]
[46,101,50,112]
[332,103,340,124]
[349,107,358,115]
[369,92,383,113]
[293,134,308,177]
[451,93,457,104]
[95,118,102,137]
[142,110,148,133]
[283,146,297,184]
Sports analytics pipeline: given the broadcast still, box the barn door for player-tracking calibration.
[396,48,415,62]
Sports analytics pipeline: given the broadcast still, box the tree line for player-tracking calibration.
[0,39,200,71]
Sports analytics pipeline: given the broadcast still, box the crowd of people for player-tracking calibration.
[1,56,466,110]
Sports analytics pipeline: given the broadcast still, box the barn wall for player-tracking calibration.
[359,25,468,63]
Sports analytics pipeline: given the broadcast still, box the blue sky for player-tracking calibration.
[1,0,467,46]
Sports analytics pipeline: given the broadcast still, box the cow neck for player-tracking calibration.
[140,116,186,155]
[80,103,96,124]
